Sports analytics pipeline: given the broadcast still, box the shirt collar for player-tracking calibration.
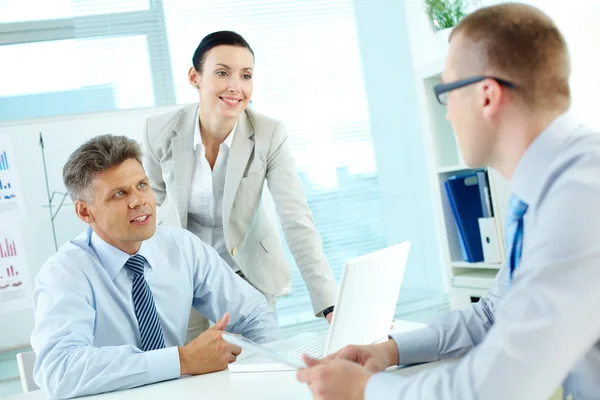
[89,229,156,281]
[511,112,582,206]
[223,123,236,148]
[193,109,237,150]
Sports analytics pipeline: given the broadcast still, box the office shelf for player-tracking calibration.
[418,60,511,308]
[452,270,497,289]
[437,164,472,174]
[450,261,502,270]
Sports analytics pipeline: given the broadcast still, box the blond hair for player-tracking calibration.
[451,3,570,109]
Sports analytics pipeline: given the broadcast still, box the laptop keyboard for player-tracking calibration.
[285,335,327,360]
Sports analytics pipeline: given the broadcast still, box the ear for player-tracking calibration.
[481,79,503,120]
[188,67,199,89]
[74,200,95,224]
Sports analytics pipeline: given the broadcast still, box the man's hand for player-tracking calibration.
[324,339,399,372]
[178,312,242,375]
[326,312,334,324]
[296,355,372,400]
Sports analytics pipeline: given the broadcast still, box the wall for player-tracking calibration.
[353,0,448,302]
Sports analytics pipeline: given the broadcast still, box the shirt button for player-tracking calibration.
[231,247,238,256]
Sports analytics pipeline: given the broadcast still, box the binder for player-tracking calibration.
[476,170,493,218]
[445,173,485,262]
[478,217,502,264]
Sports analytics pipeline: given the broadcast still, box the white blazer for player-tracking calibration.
[141,103,336,315]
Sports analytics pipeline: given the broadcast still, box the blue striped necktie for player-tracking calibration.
[505,195,529,284]
[124,254,165,351]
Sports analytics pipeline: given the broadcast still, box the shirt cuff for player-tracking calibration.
[146,346,181,384]
[391,326,439,365]
[365,372,404,400]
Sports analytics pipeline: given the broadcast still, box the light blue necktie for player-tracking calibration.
[124,254,166,351]
[505,195,528,285]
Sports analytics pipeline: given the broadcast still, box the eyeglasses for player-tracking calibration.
[433,76,516,105]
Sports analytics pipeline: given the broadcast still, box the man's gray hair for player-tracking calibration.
[63,134,143,202]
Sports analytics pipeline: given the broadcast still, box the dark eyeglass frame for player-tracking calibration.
[433,76,516,105]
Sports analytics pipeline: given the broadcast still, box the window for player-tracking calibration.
[0,0,174,118]
[0,0,150,23]
[0,36,153,119]
[0,0,447,336]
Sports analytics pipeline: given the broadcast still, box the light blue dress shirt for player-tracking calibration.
[367,113,600,399]
[31,226,281,399]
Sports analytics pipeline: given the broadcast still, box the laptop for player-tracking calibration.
[226,241,411,372]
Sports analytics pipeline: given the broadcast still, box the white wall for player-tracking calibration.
[352,0,447,301]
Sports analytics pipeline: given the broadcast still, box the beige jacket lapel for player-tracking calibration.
[223,111,255,234]
[171,103,198,229]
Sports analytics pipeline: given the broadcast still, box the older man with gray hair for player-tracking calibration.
[31,134,280,399]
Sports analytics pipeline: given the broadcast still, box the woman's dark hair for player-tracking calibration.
[192,31,254,73]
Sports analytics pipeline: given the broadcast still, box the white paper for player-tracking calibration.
[0,216,33,314]
[0,135,26,216]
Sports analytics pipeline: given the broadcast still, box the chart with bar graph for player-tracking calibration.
[0,136,23,215]
[0,178,16,199]
[0,257,27,304]
[0,179,11,189]
[0,217,32,314]
[0,238,17,258]
[0,136,31,317]
[1,265,19,279]
[0,151,8,171]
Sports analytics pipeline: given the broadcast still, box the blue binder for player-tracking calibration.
[445,173,485,262]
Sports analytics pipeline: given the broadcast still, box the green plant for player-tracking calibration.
[424,0,469,31]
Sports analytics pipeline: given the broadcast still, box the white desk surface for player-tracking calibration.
[9,320,448,400]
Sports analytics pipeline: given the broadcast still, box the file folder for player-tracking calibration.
[445,173,485,262]
[476,170,493,218]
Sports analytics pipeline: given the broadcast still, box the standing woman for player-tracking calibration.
[142,31,337,342]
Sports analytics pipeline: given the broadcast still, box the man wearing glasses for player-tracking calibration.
[297,3,600,400]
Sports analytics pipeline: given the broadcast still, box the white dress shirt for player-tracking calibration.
[367,113,600,399]
[187,115,239,272]
[31,226,280,399]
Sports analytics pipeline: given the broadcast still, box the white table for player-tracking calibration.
[8,321,442,400]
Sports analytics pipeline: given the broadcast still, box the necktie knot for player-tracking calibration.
[507,195,528,221]
[124,254,147,277]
